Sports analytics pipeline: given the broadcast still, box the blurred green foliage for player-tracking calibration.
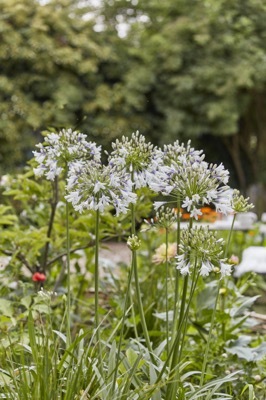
[1,0,266,193]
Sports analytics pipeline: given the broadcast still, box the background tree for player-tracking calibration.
[0,0,115,170]
[99,0,266,201]
[1,0,266,210]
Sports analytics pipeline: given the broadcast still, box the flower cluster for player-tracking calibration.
[149,140,231,219]
[231,189,254,213]
[33,129,101,181]
[108,131,155,189]
[143,206,177,231]
[176,226,231,278]
[65,161,137,215]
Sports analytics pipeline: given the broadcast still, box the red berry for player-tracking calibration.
[32,272,46,282]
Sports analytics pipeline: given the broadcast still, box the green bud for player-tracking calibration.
[127,235,141,251]
[231,189,254,213]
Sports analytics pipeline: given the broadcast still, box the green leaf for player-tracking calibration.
[0,299,13,317]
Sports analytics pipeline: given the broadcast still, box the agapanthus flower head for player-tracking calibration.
[33,128,101,181]
[231,189,254,213]
[152,242,177,264]
[154,206,177,230]
[176,226,230,278]
[148,141,231,218]
[162,140,204,166]
[108,131,155,189]
[65,160,137,215]
[142,206,176,232]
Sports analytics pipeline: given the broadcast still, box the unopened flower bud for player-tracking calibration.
[127,235,141,251]
[225,370,230,375]
[231,189,254,213]
[229,255,239,265]
[219,287,227,295]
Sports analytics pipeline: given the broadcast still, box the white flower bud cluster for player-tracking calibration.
[65,161,137,215]
[176,226,231,278]
[148,140,232,219]
[108,130,155,189]
[127,235,141,251]
[33,128,101,181]
[155,206,177,230]
[231,189,254,213]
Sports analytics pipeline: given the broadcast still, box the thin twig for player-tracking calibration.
[46,241,95,268]
[46,234,123,268]
[2,249,34,273]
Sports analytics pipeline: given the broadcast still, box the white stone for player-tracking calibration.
[234,246,266,277]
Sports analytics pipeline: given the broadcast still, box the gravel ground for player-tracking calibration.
[99,242,131,266]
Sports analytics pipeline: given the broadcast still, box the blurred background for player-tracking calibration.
[0,0,266,212]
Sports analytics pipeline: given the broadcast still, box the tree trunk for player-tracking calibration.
[223,135,247,194]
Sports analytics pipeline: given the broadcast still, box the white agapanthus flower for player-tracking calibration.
[65,160,137,215]
[148,140,232,219]
[108,131,156,189]
[176,226,231,278]
[33,128,101,181]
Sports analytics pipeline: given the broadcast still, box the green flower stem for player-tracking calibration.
[199,279,221,388]
[152,268,199,400]
[132,243,154,356]
[130,200,139,338]
[200,214,237,387]
[225,214,236,258]
[41,177,58,272]
[166,274,189,400]
[95,206,103,375]
[165,227,170,356]
[166,217,193,400]
[178,258,198,363]
[165,270,200,400]
[111,192,143,395]
[130,190,154,360]
[111,259,134,395]
[172,198,181,325]
[130,288,139,339]
[66,200,71,347]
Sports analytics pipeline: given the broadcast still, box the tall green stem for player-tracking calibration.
[172,198,181,326]
[200,213,236,386]
[166,217,193,399]
[111,259,134,395]
[66,200,71,346]
[225,214,236,258]
[165,227,169,356]
[41,177,58,273]
[95,206,103,374]
[131,217,153,356]
[166,275,189,400]
[178,258,198,363]
[130,172,154,360]
[153,269,199,400]
[130,199,139,338]
[111,187,141,395]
